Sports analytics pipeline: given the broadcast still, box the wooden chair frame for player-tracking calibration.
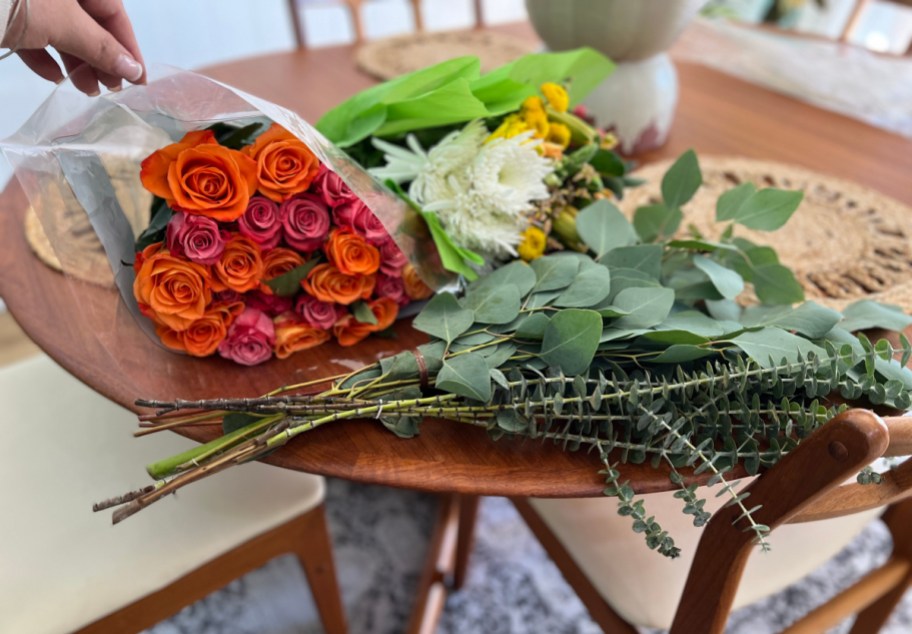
[286,0,486,48]
[76,502,347,634]
[506,409,912,633]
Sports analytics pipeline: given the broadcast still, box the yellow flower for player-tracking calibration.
[487,114,531,142]
[546,122,571,149]
[520,96,550,138]
[600,132,619,151]
[540,82,569,113]
[517,226,547,261]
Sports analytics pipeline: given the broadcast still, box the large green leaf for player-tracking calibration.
[661,150,702,210]
[633,203,682,243]
[436,354,492,402]
[412,293,474,343]
[461,284,521,325]
[554,263,611,308]
[601,245,663,279]
[531,255,580,292]
[613,287,675,329]
[515,313,551,340]
[752,262,804,305]
[730,328,827,367]
[540,309,602,375]
[740,302,841,338]
[726,188,804,231]
[606,268,662,301]
[576,200,637,257]
[468,260,537,298]
[715,183,756,222]
[693,255,744,300]
[839,300,912,333]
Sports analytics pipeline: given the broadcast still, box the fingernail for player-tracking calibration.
[87,88,101,97]
[115,54,144,83]
[108,84,122,93]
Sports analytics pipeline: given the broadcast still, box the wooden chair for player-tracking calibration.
[286,0,486,48]
[840,0,912,54]
[506,409,912,633]
[0,351,347,634]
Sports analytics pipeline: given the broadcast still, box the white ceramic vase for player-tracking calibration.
[525,0,705,154]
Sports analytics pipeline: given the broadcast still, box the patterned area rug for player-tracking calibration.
[145,479,912,634]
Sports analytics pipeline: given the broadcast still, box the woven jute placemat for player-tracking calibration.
[617,156,912,312]
[23,158,151,288]
[356,29,536,80]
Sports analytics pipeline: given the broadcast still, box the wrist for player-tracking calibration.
[0,0,27,53]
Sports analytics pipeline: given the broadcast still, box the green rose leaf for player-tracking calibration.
[613,287,675,329]
[436,354,493,402]
[462,284,521,325]
[540,308,602,375]
[633,203,682,243]
[531,255,580,292]
[730,328,827,368]
[222,412,260,435]
[265,259,319,297]
[576,199,637,257]
[839,300,912,333]
[352,300,379,325]
[600,245,663,280]
[693,255,744,300]
[554,263,611,308]
[412,292,474,343]
[661,150,702,210]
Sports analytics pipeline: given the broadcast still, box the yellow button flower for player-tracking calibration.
[517,226,547,261]
[546,122,571,149]
[540,82,569,113]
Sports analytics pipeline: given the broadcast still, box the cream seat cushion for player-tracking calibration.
[531,480,881,629]
[0,354,325,634]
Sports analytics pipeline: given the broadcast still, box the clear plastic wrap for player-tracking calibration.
[1,66,448,389]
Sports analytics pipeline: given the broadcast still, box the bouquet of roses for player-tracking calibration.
[132,122,433,366]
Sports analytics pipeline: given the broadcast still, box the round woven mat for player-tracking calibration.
[23,158,151,288]
[356,30,536,80]
[617,156,912,312]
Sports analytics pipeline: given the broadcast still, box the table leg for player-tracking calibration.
[405,493,481,634]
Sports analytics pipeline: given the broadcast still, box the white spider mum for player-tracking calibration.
[470,132,552,217]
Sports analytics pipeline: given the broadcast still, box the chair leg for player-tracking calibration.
[293,503,348,634]
[453,494,480,589]
[849,499,912,633]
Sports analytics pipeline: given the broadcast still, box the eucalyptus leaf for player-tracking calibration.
[576,199,637,257]
[599,328,647,343]
[462,284,521,324]
[600,245,663,279]
[741,302,841,338]
[607,268,662,301]
[381,416,421,438]
[634,204,682,243]
[730,328,827,367]
[554,263,611,307]
[706,299,742,322]
[467,260,537,298]
[840,300,912,333]
[540,309,602,375]
[412,293,474,343]
[661,150,702,210]
[751,262,804,305]
[483,342,518,370]
[728,188,804,231]
[693,255,744,300]
[652,344,717,363]
[436,354,493,401]
[613,287,675,329]
[715,182,756,222]
[531,255,580,292]
[667,239,739,253]
[515,313,551,340]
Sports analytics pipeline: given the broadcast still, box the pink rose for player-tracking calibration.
[295,294,342,330]
[314,167,356,208]
[281,194,331,252]
[375,273,409,307]
[165,212,226,265]
[244,289,294,317]
[377,238,408,276]
[238,196,283,249]
[217,307,275,366]
[333,200,390,244]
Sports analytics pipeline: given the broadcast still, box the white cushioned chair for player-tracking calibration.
[0,351,346,634]
[511,409,912,633]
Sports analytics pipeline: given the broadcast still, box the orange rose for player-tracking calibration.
[262,247,305,281]
[156,301,243,357]
[140,130,257,222]
[243,123,320,202]
[325,228,380,276]
[303,263,375,305]
[274,314,332,359]
[133,244,213,331]
[213,235,265,293]
[402,263,434,300]
[332,298,398,347]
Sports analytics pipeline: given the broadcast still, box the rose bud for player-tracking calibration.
[281,194,331,252]
[217,307,276,366]
[238,196,283,249]
[165,212,227,265]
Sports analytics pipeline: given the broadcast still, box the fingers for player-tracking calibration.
[17,49,65,84]
[50,2,144,85]
[61,52,101,96]
[80,0,145,84]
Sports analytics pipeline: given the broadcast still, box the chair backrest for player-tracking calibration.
[286,0,486,49]
[670,408,912,633]
[839,0,912,54]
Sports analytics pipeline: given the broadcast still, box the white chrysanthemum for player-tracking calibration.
[370,120,555,257]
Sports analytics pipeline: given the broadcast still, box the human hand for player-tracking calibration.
[2,0,145,95]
